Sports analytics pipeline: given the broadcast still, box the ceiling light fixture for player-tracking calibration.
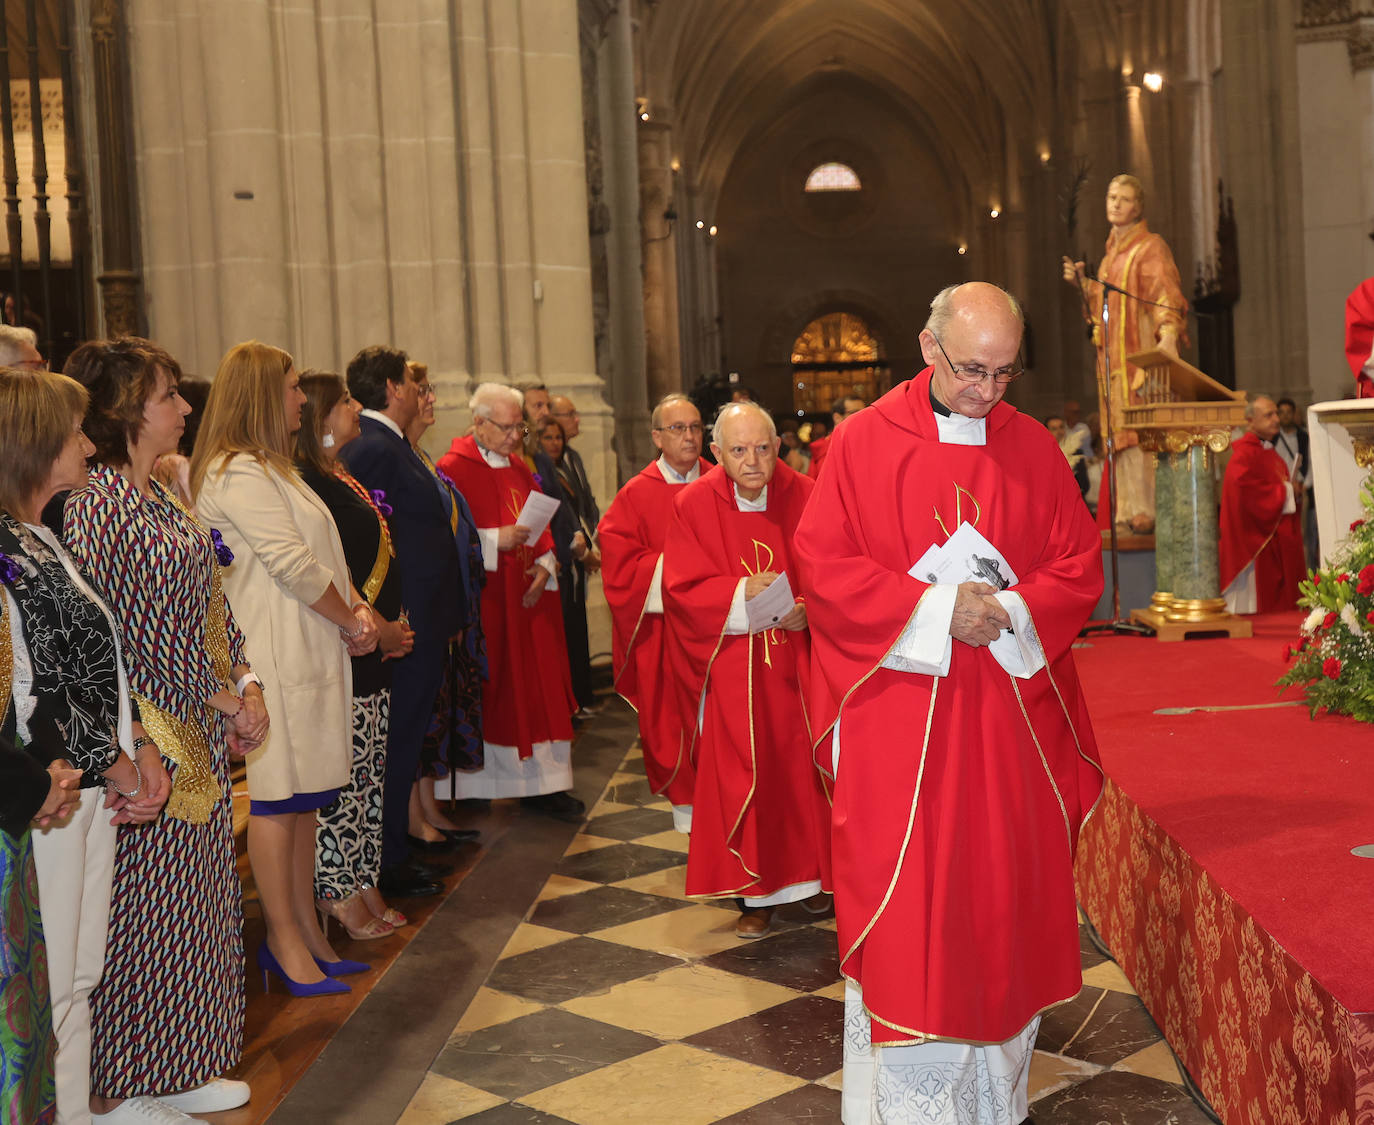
[1143,72,1163,92]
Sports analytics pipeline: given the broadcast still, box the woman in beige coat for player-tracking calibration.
[192,341,379,997]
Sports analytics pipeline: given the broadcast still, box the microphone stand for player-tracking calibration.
[1077,273,1155,638]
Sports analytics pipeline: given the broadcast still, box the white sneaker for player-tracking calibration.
[157,1078,252,1113]
[91,1096,207,1124]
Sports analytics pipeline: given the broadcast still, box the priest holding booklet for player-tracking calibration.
[794,282,1105,1125]
[662,402,832,939]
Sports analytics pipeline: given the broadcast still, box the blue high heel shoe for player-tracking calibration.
[314,955,370,978]
[257,941,350,997]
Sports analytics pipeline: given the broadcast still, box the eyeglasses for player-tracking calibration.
[654,422,704,436]
[479,416,528,437]
[932,334,1023,385]
[553,408,579,418]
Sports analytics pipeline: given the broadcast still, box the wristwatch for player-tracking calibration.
[235,672,264,695]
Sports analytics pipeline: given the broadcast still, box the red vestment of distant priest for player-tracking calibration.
[663,462,832,899]
[598,458,709,805]
[793,370,1105,1046]
[1219,432,1305,613]
[437,435,574,755]
[806,434,830,479]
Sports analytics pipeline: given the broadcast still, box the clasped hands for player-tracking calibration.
[950,581,1011,647]
[102,740,172,826]
[743,570,806,632]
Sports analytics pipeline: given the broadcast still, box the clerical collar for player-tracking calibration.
[733,483,768,511]
[928,381,986,445]
[478,443,511,469]
[360,408,404,440]
[1259,438,1274,450]
[657,455,700,484]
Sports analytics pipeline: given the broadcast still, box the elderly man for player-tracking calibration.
[598,393,710,829]
[1063,174,1188,533]
[1220,395,1305,614]
[0,324,44,369]
[342,346,470,898]
[795,282,1104,1125]
[437,384,583,821]
[549,394,601,712]
[663,402,831,938]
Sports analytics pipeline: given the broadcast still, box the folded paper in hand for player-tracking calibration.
[514,490,562,543]
[745,571,795,633]
[908,521,1019,589]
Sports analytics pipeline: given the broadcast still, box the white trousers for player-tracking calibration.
[842,981,1037,1125]
[31,787,117,1125]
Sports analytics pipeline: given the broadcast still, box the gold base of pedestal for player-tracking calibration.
[1149,592,1174,613]
[1164,597,1229,623]
[1130,605,1254,642]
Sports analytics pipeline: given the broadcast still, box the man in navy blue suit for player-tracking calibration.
[342,346,472,897]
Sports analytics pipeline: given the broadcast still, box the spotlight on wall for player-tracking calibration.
[695,219,705,230]
[636,96,650,122]
[989,208,1000,219]
[708,224,718,237]
[1039,150,1051,165]
[670,157,681,172]
[1143,71,1164,92]
[957,244,968,256]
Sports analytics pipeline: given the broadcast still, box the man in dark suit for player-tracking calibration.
[341,346,472,896]
[550,395,601,713]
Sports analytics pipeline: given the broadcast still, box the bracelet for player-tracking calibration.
[106,759,144,800]
[131,736,155,754]
[342,615,366,640]
[235,671,262,695]
[228,694,245,718]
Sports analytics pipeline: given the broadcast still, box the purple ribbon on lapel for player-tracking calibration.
[209,529,234,567]
[0,551,20,586]
[371,489,394,517]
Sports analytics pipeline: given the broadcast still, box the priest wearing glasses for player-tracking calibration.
[794,282,1105,1125]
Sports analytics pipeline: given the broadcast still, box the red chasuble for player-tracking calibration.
[437,435,574,755]
[793,370,1105,1047]
[663,462,832,899]
[1219,432,1305,613]
[806,434,830,479]
[598,458,709,805]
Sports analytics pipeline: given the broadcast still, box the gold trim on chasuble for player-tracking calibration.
[932,483,984,542]
[739,539,789,668]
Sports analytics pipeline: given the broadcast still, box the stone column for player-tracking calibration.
[598,0,652,479]
[1166,440,1226,621]
[639,119,680,405]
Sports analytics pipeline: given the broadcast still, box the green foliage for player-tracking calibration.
[1277,475,1374,722]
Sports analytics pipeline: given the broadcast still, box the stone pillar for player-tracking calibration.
[1166,441,1226,620]
[639,119,680,405]
[1150,450,1176,611]
[599,0,652,480]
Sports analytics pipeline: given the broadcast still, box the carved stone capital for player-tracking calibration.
[1355,438,1374,468]
[1138,428,1233,455]
[1350,25,1374,68]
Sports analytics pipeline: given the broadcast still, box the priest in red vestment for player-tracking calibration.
[663,402,832,939]
[598,393,709,828]
[806,394,866,480]
[794,283,1104,1125]
[1220,395,1306,614]
[436,383,582,821]
[1345,278,1374,398]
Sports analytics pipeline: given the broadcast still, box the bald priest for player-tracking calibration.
[598,393,710,829]
[663,402,832,939]
[795,283,1105,1125]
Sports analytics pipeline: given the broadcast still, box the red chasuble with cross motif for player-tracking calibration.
[794,370,1104,1047]
[598,458,710,806]
[1219,431,1305,612]
[437,435,574,756]
[663,462,831,900]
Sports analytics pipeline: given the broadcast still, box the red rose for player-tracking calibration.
[1339,573,1351,585]
[1359,564,1374,596]
[1367,610,1374,625]
[1323,612,1338,629]
[1352,519,1366,531]
[1282,644,1293,660]
[1324,658,1342,679]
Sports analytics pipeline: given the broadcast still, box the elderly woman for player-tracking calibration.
[62,339,267,1122]
[295,370,413,936]
[192,342,378,997]
[0,367,170,1124]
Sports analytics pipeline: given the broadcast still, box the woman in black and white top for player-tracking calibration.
[0,368,170,1124]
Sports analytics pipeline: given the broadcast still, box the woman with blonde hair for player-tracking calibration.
[192,341,379,997]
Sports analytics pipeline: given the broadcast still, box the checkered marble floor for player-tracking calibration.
[395,744,1215,1124]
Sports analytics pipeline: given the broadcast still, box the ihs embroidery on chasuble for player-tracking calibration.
[739,538,788,668]
[932,482,985,542]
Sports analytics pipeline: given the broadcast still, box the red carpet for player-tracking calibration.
[1072,613,1374,1125]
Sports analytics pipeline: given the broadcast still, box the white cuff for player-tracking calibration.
[645,556,664,615]
[724,578,750,635]
[479,527,500,572]
[882,583,957,676]
[1282,482,1296,515]
[987,591,1046,679]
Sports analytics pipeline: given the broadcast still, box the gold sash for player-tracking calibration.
[133,693,221,824]
[0,598,12,730]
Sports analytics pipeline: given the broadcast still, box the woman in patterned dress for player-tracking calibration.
[294,370,414,936]
[0,367,171,1125]
[63,339,269,1123]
